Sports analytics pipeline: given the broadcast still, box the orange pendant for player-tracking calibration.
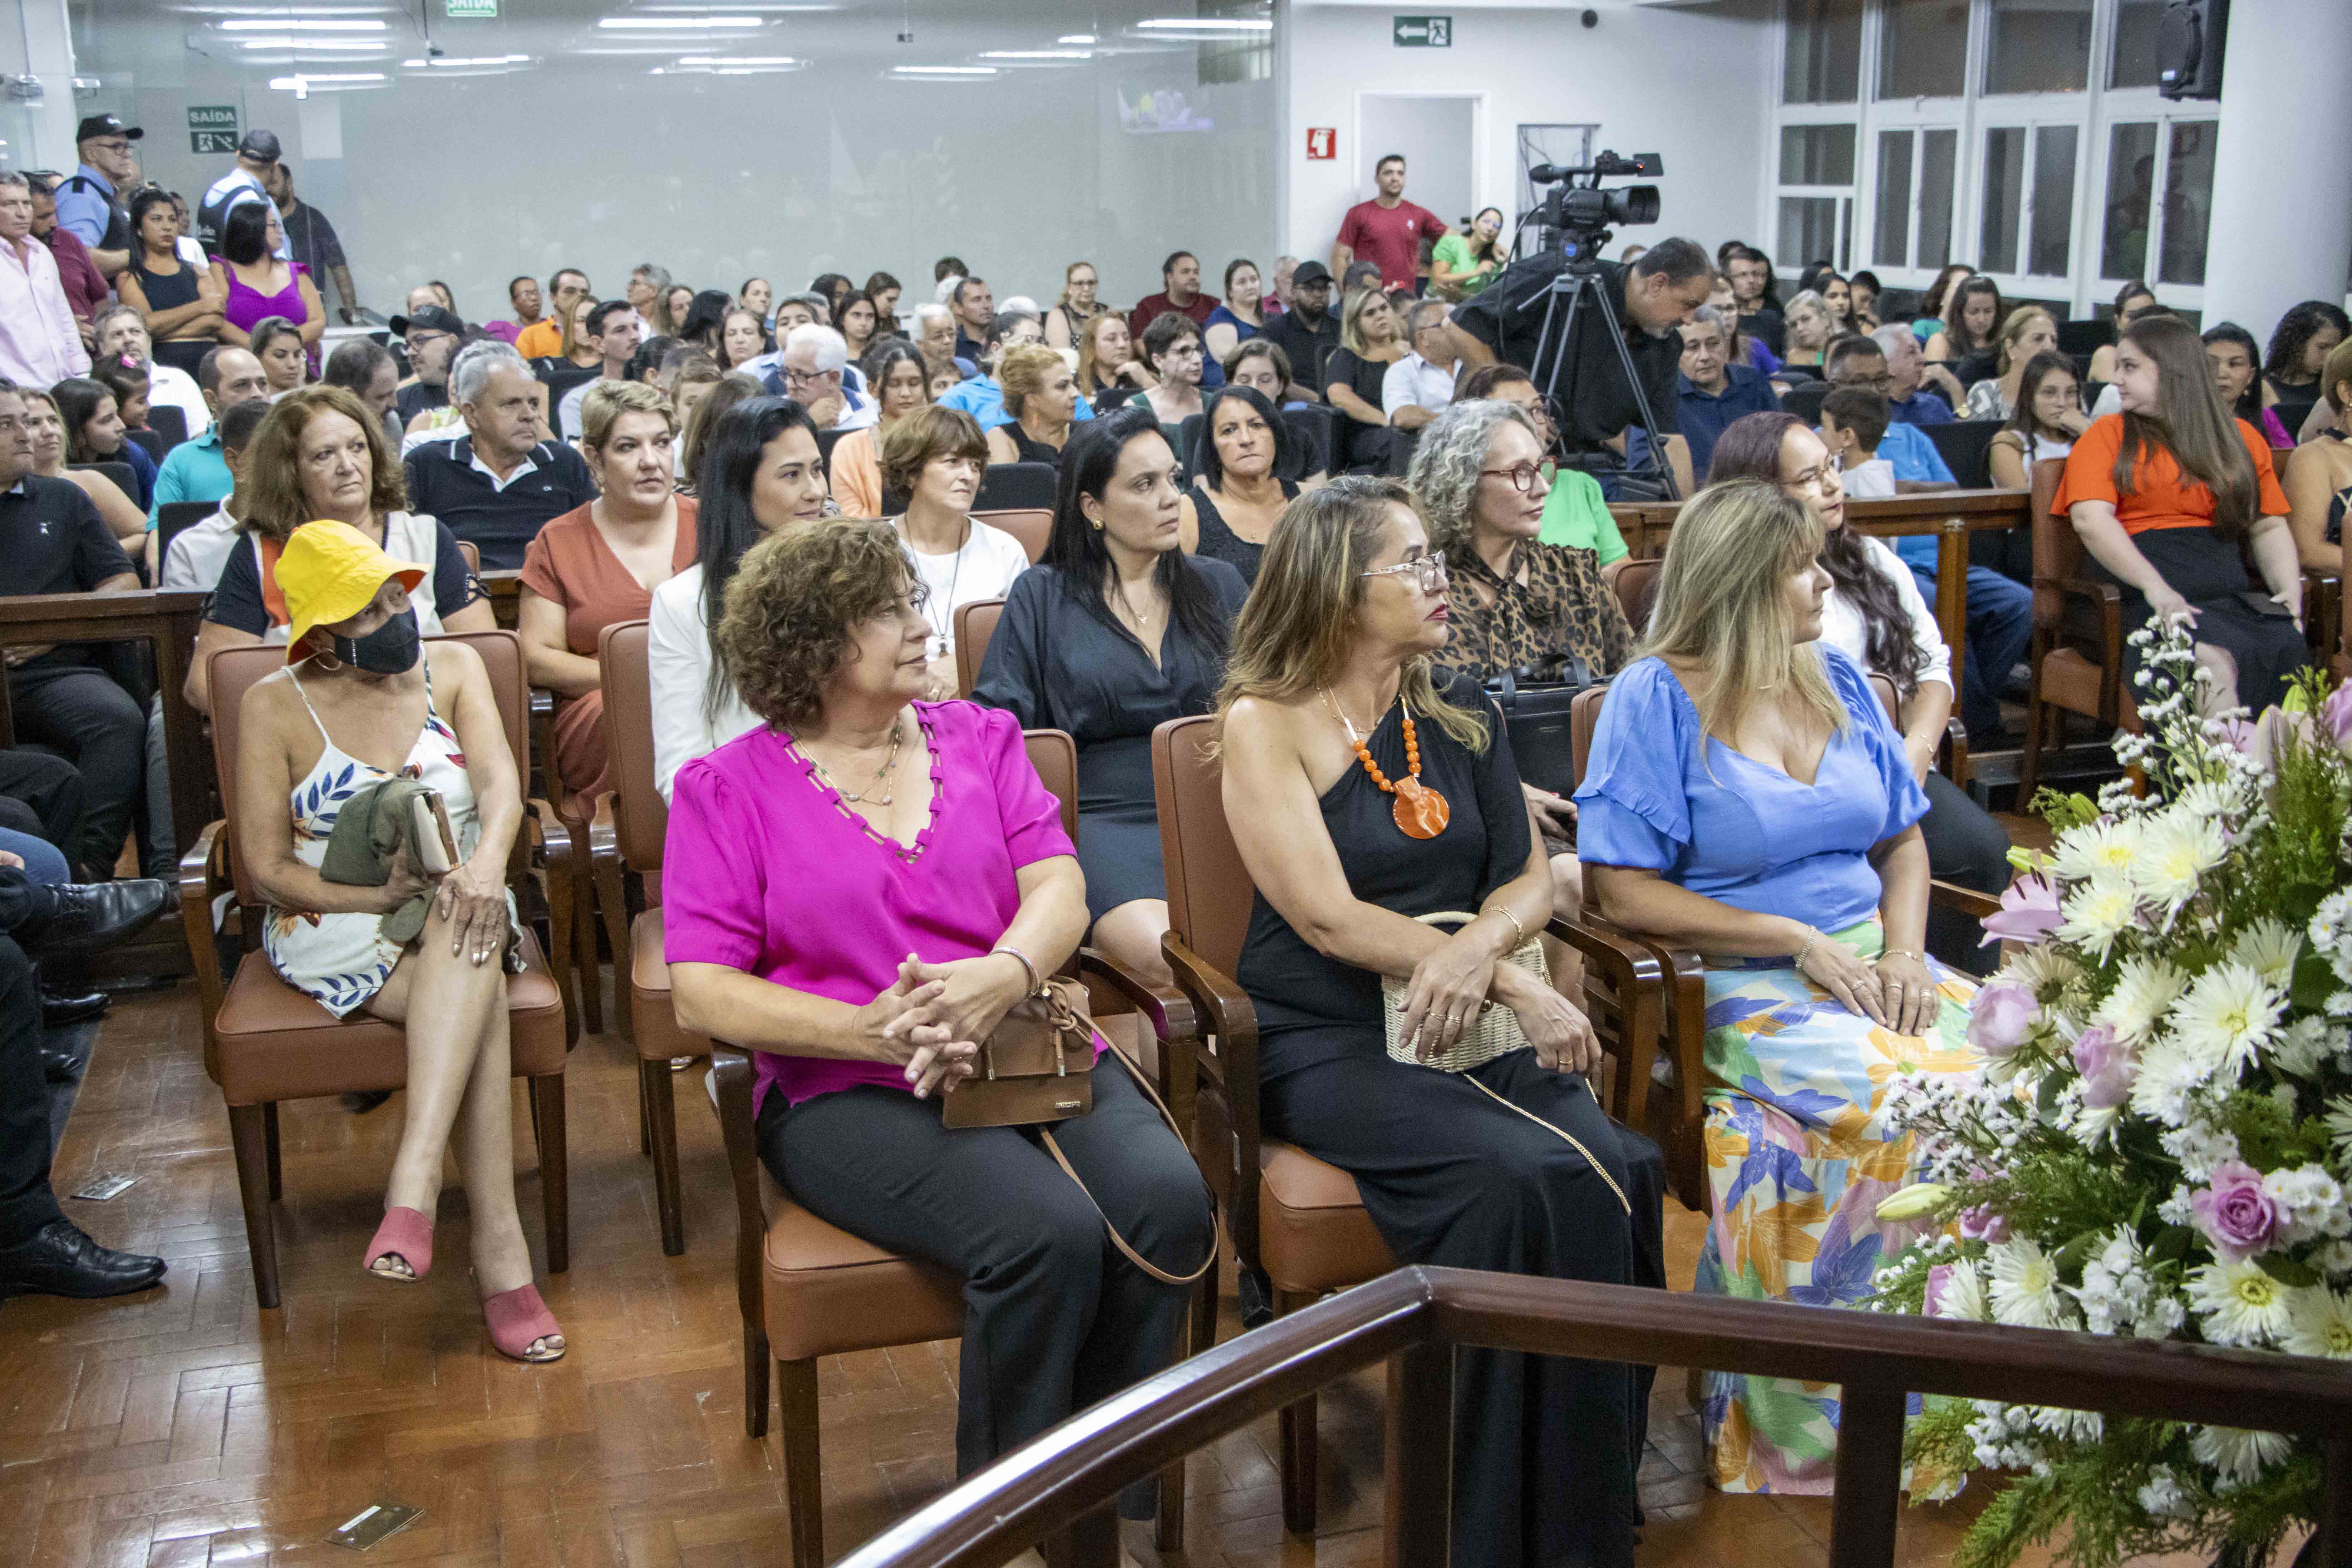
[1391,776,1451,839]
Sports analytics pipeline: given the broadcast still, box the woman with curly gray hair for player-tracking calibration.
[1408,399,1634,914]
[663,516,1215,1502]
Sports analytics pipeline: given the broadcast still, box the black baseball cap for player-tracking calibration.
[1291,260,1333,288]
[75,114,142,143]
[390,305,465,338]
[238,129,282,162]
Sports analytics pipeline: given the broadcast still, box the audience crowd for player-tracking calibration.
[7,116,2352,1567]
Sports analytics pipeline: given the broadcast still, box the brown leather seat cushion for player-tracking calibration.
[629,908,709,1063]
[211,929,567,1104]
[1258,1140,1394,1296]
[763,1194,964,1362]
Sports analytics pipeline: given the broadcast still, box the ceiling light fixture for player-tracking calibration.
[221,15,384,28]
[979,49,1091,60]
[1135,17,1271,30]
[597,15,761,27]
[636,3,836,9]
[675,54,798,64]
[267,72,384,85]
[402,54,531,67]
[891,64,995,75]
[239,38,388,48]
[1057,34,1096,44]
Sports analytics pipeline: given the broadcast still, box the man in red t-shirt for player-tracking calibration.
[1128,250,1216,343]
[1331,154,1448,295]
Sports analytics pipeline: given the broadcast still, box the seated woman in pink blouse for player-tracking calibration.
[662,516,1213,1494]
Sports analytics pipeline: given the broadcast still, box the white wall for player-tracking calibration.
[1283,0,1774,270]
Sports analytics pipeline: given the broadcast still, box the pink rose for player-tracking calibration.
[2070,1024,2138,1109]
[1966,979,2039,1058]
[1924,1263,1955,1318]
[1980,875,2062,948]
[1959,1206,2011,1244]
[2189,1160,2283,1262]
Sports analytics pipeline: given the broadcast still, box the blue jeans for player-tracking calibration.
[1913,564,2034,735]
[0,827,68,888]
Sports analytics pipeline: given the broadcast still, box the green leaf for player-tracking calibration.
[2151,1224,2196,1265]
[2292,951,2337,1013]
[2256,1251,2321,1288]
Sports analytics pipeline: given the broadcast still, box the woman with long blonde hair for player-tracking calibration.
[1576,477,1975,1494]
[1217,475,1664,1568]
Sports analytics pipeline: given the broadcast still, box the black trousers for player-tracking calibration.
[0,747,84,854]
[6,662,142,871]
[0,871,60,1248]
[757,1057,1214,1478]
[1263,1046,1668,1568]
[1921,770,2012,978]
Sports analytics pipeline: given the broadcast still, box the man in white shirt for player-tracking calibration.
[1381,299,1458,432]
[159,397,269,592]
[779,324,877,431]
[0,173,88,388]
[92,305,207,437]
[557,302,645,443]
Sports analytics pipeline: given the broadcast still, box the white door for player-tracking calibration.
[1354,93,1480,233]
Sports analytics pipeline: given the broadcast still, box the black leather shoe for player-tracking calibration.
[16,880,170,965]
[39,1044,78,1082]
[40,987,109,1030]
[0,1218,166,1300]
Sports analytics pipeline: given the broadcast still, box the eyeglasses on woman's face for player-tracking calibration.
[1783,451,1842,494]
[1479,458,1556,494]
[1360,553,1448,593]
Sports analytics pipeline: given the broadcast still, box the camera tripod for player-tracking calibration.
[1527,253,1681,502]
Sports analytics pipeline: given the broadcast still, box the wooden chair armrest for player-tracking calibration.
[1940,718,1970,786]
[706,1045,769,1333]
[1583,909,1709,1202]
[176,820,227,1062]
[1546,914,1664,1131]
[1929,879,2003,922]
[1160,933,1263,1274]
[1075,948,1196,1063]
[2053,576,2122,605]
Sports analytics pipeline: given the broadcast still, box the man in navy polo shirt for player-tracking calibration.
[404,342,595,571]
[1670,306,1779,478]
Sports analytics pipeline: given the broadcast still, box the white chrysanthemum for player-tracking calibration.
[2136,813,2228,907]
[1988,1238,2076,1330]
[2174,780,2247,824]
[2166,962,2282,1085]
[2093,956,2191,1043]
[2284,1287,2352,1359]
[2187,1258,2294,1347]
[2051,818,2144,884]
[2058,875,2141,963]
[2131,1038,2209,1126]
[2325,1097,2352,1162]
[2317,1239,2352,1280]
[2229,919,2304,988]
[2028,1405,2103,1442]
[2159,1121,2242,1185]
[2137,1465,2190,1519]
[1935,1259,1988,1322]
[2003,944,2083,1006]
[2263,1165,2349,1242]
[2269,1015,2337,1078]
[2312,889,2352,986]
[2191,1424,2292,1485]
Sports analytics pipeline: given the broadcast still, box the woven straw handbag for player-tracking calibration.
[1381,911,1550,1073]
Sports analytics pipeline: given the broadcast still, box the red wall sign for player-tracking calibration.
[1306,127,1336,160]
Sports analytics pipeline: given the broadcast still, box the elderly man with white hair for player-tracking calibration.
[402,340,596,569]
[912,300,976,382]
[772,322,877,431]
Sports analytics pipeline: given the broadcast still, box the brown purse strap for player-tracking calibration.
[1037,1046,1224,1288]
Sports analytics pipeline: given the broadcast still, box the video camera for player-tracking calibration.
[1527,151,1662,262]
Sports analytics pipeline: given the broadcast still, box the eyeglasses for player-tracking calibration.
[1479,458,1556,494]
[783,366,835,388]
[1783,453,1843,493]
[1361,554,1448,592]
[1835,372,1894,392]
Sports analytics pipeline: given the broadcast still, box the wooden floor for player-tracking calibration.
[0,883,2255,1566]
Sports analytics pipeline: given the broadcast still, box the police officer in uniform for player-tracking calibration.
[54,115,140,280]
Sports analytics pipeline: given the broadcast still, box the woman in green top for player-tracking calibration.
[1430,207,1507,302]
[1451,364,1629,566]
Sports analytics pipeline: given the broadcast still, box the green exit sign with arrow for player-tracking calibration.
[1394,14,1451,46]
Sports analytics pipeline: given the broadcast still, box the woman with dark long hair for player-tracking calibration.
[2057,313,2303,714]
[971,407,1248,987]
[115,187,222,378]
[831,290,879,365]
[2203,322,2295,450]
[1924,275,2002,367]
[645,396,829,799]
[210,199,323,373]
[674,290,733,359]
[51,375,157,511]
[2262,299,2350,440]
[717,307,768,374]
[1177,383,1299,585]
[1910,263,1976,349]
[1988,350,2087,491]
[829,341,929,517]
[1430,206,1507,301]
[1795,262,1854,335]
[1707,411,2010,973]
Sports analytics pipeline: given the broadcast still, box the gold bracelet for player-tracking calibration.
[1491,905,1527,944]
[1878,949,1925,965]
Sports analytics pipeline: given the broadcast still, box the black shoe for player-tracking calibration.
[0,1218,166,1300]
[342,1089,393,1114]
[16,879,170,965]
[40,987,109,1030]
[39,1044,79,1082]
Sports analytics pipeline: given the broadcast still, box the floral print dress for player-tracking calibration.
[266,664,496,1017]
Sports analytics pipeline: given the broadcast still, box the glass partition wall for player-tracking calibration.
[63,0,1279,330]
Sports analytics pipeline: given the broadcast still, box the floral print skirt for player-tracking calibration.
[1694,919,1979,1493]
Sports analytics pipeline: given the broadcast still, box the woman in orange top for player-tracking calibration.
[2054,314,2302,715]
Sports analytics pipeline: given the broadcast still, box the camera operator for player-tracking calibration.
[1446,236,1712,496]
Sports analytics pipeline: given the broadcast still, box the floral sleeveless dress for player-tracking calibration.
[265,663,500,1017]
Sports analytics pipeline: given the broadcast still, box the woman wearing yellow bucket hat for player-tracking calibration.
[232,518,564,1363]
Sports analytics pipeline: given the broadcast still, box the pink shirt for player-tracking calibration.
[662,700,1096,1116]
[1336,199,1447,291]
[0,233,90,387]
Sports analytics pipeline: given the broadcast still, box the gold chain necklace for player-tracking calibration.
[801,718,903,806]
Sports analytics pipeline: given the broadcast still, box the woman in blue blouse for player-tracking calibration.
[1575,478,1979,1496]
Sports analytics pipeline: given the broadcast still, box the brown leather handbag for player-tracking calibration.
[942,978,1096,1130]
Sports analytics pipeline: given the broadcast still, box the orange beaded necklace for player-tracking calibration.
[1322,688,1451,840]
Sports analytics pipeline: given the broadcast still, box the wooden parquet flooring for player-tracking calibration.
[0,962,2247,1565]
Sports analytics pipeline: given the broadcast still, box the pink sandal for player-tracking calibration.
[482,1284,565,1363]
[362,1206,433,1282]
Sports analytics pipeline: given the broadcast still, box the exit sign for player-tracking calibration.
[188,104,237,154]
[444,0,497,15]
[1393,14,1451,46]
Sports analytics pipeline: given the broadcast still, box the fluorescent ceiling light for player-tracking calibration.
[268,72,384,85]
[1136,17,1271,30]
[1058,34,1096,44]
[222,15,383,28]
[676,54,798,64]
[636,3,836,9]
[402,54,531,67]
[598,15,761,27]
[891,64,995,75]
[240,37,387,48]
[979,49,1091,60]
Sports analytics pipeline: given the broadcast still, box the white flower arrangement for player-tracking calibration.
[1871,619,2352,1567]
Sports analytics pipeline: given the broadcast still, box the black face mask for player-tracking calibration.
[326,606,420,674]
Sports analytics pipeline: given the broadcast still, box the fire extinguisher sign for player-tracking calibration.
[1307,128,1335,160]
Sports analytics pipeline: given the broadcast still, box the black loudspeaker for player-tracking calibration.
[2157,0,2228,101]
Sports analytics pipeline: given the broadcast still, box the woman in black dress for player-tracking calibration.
[1322,287,1408,471]
[114,188,222,379]
[972,407,1247,988]
[981,343,1077,470]
[1217,476,1664,1568]
[1178,385,1298,586]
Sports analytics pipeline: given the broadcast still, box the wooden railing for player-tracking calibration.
[832,1267,2352,1568]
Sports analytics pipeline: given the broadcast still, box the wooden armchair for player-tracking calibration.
[1148,712,1668,1536]
[2020,456,2137,796]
